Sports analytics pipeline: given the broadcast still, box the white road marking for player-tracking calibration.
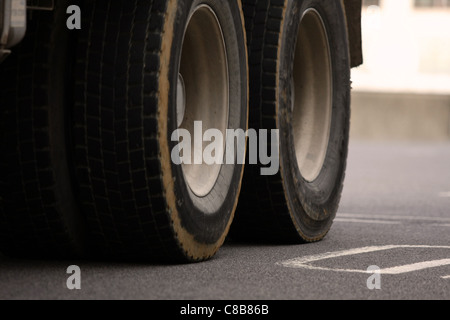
[338,213,450,223]
[442,275,450,279]
[439,192,450,198]
[380,259,450,275]
[278,245,450,275]
[335,218,400,225]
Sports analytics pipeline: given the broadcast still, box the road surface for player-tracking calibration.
[1,141,449,300]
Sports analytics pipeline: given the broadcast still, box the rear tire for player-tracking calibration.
[0,0,86,258]
[72,0,248,261]
[231,0,350,242]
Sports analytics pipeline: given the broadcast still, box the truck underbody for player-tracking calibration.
[1,0,362,66]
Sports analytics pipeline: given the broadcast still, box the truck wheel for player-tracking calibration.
[0,1,86,258]
[72,0,248,261]
[231,0,350,242]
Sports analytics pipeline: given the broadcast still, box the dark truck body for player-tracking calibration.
[0,0,362,66]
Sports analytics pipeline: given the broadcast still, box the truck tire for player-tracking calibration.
[0,1,86,258]
[231,0,350,242]
[72,0,248,261]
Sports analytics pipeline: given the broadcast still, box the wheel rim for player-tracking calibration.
[178,5,229,197]
[292,8,333,182]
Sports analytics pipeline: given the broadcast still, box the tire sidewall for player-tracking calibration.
[278,0,350,238]
[166,0,248,245]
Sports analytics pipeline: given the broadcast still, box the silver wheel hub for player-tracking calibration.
[177,5,229,197]
[292,9,333,182]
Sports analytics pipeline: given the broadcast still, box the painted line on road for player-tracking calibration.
[278,245,450,275]
[339,213,450,223]
[442,275,450,279]
[335,218,400,225]
[380,259,450,275]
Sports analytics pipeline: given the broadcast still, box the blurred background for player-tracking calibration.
[351,0,450,141]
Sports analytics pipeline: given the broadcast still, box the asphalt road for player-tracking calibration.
[1,141,449,300]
